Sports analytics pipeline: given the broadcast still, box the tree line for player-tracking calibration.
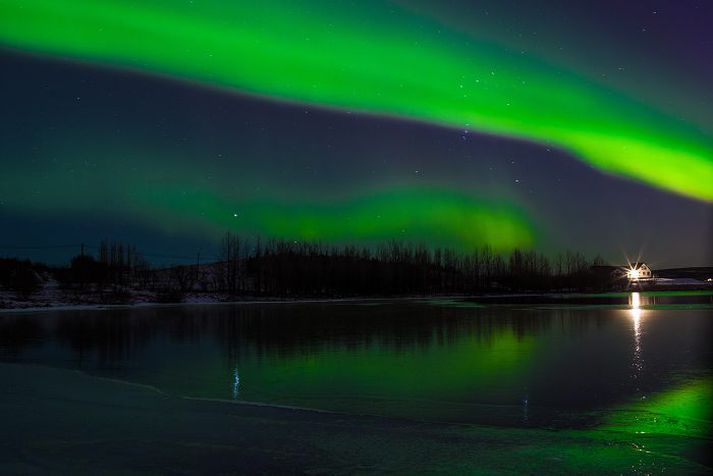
[1,233,621,303]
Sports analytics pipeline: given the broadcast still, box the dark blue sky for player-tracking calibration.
[1,0,711,266]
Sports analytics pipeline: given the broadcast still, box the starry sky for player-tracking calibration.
[0,0,711,266]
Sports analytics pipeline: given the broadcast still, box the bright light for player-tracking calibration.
[627,268,640,280]
[629,291,642,321]
[631,292,641,309]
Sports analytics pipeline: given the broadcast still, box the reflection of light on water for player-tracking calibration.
[628,292,643,386]
[630,292,641,347]
[630,291,641,311]
[232,367,240,400]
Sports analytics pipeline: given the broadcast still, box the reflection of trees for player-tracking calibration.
[54,311,157,364]
[0,316,45,359]
[1,304,614,366]
[49,305,597,361]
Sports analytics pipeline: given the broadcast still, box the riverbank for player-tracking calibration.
[2,256,711,312]
[2,289,711,314]
[1,362,709,474]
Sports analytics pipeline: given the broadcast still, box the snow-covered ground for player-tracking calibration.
[2,270,710,313]
[653,277,708,286]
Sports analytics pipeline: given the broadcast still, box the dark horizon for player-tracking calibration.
[2,234,711,303]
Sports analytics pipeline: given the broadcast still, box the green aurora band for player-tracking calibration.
[0,153,534,249]
[0,0,712,202]
[141,186,535,250]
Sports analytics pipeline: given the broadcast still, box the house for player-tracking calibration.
[626,263,652,281]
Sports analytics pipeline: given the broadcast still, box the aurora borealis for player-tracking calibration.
[1,0,712,264]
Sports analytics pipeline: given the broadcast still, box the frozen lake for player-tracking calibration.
[1,291,711,473]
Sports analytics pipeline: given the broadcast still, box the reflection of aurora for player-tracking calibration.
[0,0,711,202]
[242,328,534,403]
[2,301,710,433]
[601,377,713,440]
[605,293,713,445]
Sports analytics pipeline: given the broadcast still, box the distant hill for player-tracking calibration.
[655,267,713,281]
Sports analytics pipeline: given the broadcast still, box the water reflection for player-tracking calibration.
[0,299,710,427]
[232,367,240,400]
[629,292,644,390]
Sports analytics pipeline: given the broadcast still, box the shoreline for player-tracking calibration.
[1,289,711,314]
[0,296,415,314]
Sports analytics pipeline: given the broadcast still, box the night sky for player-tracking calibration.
[1,0,711,266]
